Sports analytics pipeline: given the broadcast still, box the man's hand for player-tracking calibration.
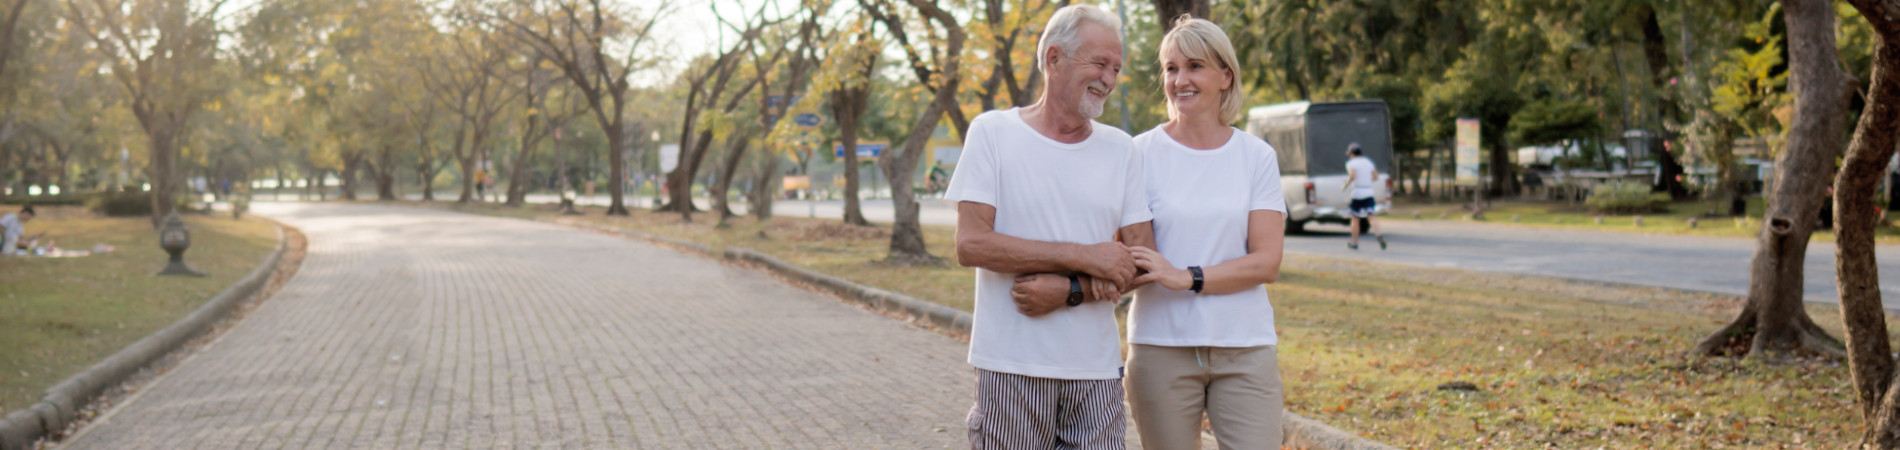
[1089,276,1120,302]
[1011,273,1072,317]
[1075,242,1137,289]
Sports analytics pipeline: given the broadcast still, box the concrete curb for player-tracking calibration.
[1284,412,1398,450]
[545,218,1393,450]
[0,225,289,450]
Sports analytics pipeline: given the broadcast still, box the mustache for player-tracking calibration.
[1086,80,1111,95]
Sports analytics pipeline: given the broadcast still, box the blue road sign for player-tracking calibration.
[835,143,885,159]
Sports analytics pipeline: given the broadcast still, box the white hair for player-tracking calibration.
[1037,4,1123,73]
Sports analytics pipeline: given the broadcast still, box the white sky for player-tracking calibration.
[215,0,770,87]
[639,0,798,86]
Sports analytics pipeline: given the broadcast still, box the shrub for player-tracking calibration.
[0,195,88,206]
[87,191,155,217]
[1585,182,1671,215]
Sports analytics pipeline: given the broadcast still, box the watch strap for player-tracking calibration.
[1188,266,1205,293]
[1067,273,1085,306]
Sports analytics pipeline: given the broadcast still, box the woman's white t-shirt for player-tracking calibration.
[1130,126,1287,347]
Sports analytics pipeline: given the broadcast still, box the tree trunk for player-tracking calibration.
[712,134,753,224]
[1150,0,1209,28]
[315,170,328,201]
[507,117,546,207]
[1694,0,1849,359]
[1835,1,1900,445]
[605,122,630,216]
[340,151,364,201]
[1487,130,1516,197]
[457,152,476,204]
[374,144,398,201]
[419,164,436,201]
[1842,27,1900,430]
[832,87,871,226]
[882,95,945,265]
[147,127,178,227]
[751,153,781,221]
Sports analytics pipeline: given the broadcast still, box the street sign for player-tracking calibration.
[835,143,885,160]
[1455,118,1480,186]
[793,113,824,127]
[762,94,804,126]
[660,144,681,173]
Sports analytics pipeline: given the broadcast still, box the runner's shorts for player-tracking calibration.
[1349,197,1377,218]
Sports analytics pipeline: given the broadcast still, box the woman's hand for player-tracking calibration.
[1129,246,1194,291]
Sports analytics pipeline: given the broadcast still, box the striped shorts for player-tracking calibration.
[966,369,1126,450]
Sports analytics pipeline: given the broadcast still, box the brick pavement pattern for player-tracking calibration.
[64,203,973,448]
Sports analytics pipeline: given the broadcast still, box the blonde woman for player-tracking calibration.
[1124,15,1288,449]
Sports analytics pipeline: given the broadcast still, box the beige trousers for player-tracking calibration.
[1125,344,1283,450]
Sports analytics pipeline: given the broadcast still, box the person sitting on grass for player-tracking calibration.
[2,205,40,255]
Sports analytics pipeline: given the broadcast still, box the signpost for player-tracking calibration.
[762,94,804,126]
[659,144,680,174]
[835,143,885,160]
[1455,118,1485,209]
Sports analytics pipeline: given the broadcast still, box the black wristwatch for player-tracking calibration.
[1188,266,1205,293]
[1066,273,1085,307]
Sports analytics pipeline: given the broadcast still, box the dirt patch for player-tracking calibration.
[785,221,888,241]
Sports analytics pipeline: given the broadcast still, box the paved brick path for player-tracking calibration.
[63,203,973,448]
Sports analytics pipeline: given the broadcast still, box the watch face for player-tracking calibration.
[1066,293,1085,306]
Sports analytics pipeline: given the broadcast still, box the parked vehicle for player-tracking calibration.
[1245,100,1395,233]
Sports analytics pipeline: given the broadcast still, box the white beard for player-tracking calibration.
[1079,93,1108,119]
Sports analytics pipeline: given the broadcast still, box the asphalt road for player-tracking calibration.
[770,198,1900,309]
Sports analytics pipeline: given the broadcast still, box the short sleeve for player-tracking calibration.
[943,116,999,206]
[1250,138,1289,213]
[1120,142,1154,227]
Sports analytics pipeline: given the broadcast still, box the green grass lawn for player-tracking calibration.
[422,199,1877,447]
[0,207,279,414]
[1392,196,1900,244]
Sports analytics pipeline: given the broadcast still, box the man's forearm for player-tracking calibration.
[958,229,1088,274]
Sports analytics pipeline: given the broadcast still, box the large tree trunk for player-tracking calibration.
[751,153,782,221]
[506,117,545,207]
[882,100,942,264]
[418,163,436,201]
[340,151,364,201]
[1835,1,1900,446]
[1694,0,1849,359]
[712,134,753,225]
[605,123,630,216]
[1487,130,1517,197]
[1150,0,1209,28]
[374,145,398,201]
[832,87,871,226]
[147,127,178,227]
[1842,28,1900,434]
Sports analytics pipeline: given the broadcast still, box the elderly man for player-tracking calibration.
[944,4,1153,448]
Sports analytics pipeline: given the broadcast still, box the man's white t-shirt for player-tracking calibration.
[1346,156,1378,199]
[944,108,1151,380]
[0,213,21,254]
[1130,127,1287,347]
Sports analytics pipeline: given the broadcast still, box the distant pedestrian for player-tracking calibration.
[1341,142,1385,250]
[2,205,39,255]
[475,168,488,200]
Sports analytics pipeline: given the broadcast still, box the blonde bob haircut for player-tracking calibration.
[1159,15,1244,125]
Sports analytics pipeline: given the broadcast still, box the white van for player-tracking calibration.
[1245,100,1394,233]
